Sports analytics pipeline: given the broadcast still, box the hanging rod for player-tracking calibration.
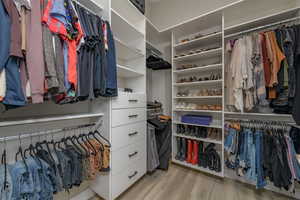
[72,0,101,15]
[0,122,97,143]
[225,117,292,123]
[225,16,300,39]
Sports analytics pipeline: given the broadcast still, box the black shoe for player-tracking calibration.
[175,137,182,160]
[180,138,187,161]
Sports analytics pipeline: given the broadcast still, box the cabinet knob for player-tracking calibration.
[128,114,138,118]
[128,171,138,179]
[128,151,138,158]
[128,99,138,102]
[128,131,138,136]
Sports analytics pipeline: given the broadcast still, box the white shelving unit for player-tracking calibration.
[171,11,224,177]
[94,1,147,200]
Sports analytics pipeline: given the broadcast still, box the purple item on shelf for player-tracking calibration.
[181,115,212,125]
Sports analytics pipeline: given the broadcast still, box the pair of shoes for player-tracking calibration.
[186,140,198,165]
[175,137,187,161]
[207,128,222,140]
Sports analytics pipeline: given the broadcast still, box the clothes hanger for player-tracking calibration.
[15,134,29,173]
[93,129,111,147]
[80,131,97,155]
[73,128,89,157]
[1,138,9,191]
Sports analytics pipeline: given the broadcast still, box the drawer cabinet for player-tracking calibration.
[112,140,146,175]
[112,157,146,199]
[111,121,146,151]
[112,93,146,109]
[112,108,146,127]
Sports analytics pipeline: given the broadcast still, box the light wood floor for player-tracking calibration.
[93,164,294,200]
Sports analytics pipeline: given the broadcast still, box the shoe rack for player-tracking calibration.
[171,12,225,177]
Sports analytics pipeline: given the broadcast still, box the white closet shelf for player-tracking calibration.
[174,109,222,114]
[173,64,222,74]
[111,8,144,44]
[224,7,300,36]
[117,65,144,78]
[115,38,144,61]
[74,0,103,14]
[174,32,222,50]
[173,160,223,177]
[173,121,222,129]
[173,134,222,145]
[173,48,222,62]
[174,96,222,99]
[0,113,104,127]
[224,112,292,118]
[174,79,223,87]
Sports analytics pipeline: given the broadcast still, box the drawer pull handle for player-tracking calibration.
[128,131,138,136]
[128,151,138,158]
[128,171,138,179]
[128,114,138,118]
[128,99,138,102]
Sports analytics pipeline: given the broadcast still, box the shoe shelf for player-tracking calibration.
[174,32,222,51]
[174,96,222,99]
[174,109,222,114]
[173,133,222,145]
[173,63,222,74]
[173,159,223,177]
[173,48,222,62]
[174,79,223,87]
[172,13,224,178]
[173,121,222,129]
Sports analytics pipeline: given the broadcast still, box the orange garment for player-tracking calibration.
[265,31,285,87]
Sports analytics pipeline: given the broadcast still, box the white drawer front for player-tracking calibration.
[112,122,146,151]
[112,157,146,199]
[112,93,146,109]
[112,108,146,127]
[112,140,146,175]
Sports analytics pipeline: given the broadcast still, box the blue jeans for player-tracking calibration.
[10,161,34,200]
[0,164,13,200]
[288,137,300,181]
[225,128,237,153]
[245,130,256,182]
[255,131,267,188]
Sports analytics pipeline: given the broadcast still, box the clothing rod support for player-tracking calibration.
[225,16,300,39]
[0,123,96,143]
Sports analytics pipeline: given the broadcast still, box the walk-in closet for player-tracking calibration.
[1,0,300,200]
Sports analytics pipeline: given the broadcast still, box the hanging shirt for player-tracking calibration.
[0,0,11,72]
[225,41,235,110]
[265,31,286,87]
[3,0,23,58]
[230,37,247,112]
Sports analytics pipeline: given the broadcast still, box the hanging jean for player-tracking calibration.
[245,130,256,182]
[238,130,248,169]
[3,56,26,107]
[255,131,267,189]
[287,136,300,181]
[224,128,237,153]
[104,21,118,97]
[10,161,35,200]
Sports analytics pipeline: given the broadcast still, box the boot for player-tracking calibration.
[180,138,187,161]
[186,140,193,163]
[175,137,182,160]
[191,141,199,165]
[198,141,204,167]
